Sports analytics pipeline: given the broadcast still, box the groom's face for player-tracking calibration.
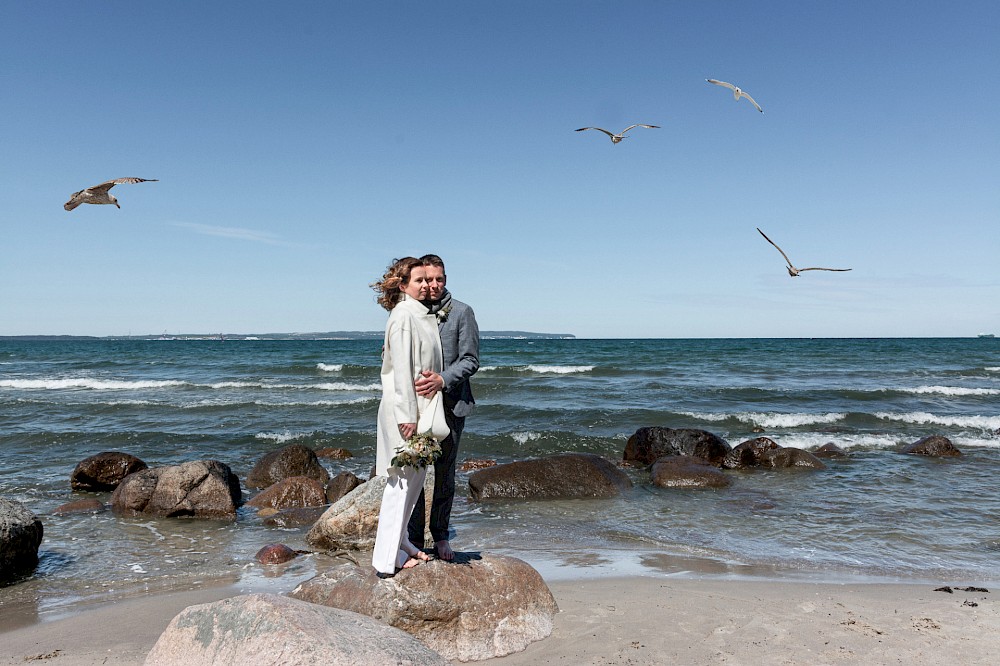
[423,265,446,301]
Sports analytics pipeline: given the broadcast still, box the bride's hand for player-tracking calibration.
[398,423,417,439]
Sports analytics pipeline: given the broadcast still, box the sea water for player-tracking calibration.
[1,337,999,619]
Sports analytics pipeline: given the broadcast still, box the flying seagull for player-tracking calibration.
[757,227,852,277]
[706,79,763,113]
[64,177,158,211]
[575,124,660,144]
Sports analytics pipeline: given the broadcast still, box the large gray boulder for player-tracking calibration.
[0,497,44,583]
[145,593,448,665]
[624,427,731,466]
[468,453,631,500]
[307,471,435,552]
[290,555,557,661]
[111,460,242,520]
[70,451,148,491]
[246,444,330,490]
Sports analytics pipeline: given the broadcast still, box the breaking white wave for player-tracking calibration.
[875,411,1000,430]
[314,382,380,391]
[316,363,343,372]
[0,378,187,390]
[524,365,595,374]
[255,430,314,443]
[901,386,1000,396]
[680,411,847,428]
[985,367,1000,372]
[511,431,543,445]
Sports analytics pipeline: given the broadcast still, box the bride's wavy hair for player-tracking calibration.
[371,257,424,311]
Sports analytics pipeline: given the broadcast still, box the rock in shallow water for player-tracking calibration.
[0,497,44,583]
[624,427,731,466]
[110,460,242,520]
[468,453,631,500]
[71,451,147,491]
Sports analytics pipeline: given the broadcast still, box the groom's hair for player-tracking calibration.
[420,254,445,271]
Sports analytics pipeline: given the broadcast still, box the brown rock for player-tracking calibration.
[110,460,242,520]
[651,456,732,489]
[721,438,826,470]
[245,476,326,511]
[315,447,354,459]
[70,451,147,491]
[246,444,330,489]
[262,506,327,528]
[290,555,557,661]
[468,453,632,501]
[623,427,731,466]
[902,435,962,457]
[325,471,362,504]
[814,442,848,458]
[255,543,299,564]
[52,498,106,515]
[459,459,497,471]
[145,593,448,665]
[759,447,826,469]
[722,437,780,469]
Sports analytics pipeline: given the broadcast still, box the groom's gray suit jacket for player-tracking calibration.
[438,297,479,418]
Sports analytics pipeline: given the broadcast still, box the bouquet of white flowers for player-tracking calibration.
[391,432,443,469]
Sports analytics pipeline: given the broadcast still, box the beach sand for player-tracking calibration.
[2,576,997,665]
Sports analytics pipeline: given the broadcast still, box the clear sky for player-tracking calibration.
[3,1,997,338]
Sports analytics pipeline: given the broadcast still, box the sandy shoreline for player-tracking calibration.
[3,573,997,665]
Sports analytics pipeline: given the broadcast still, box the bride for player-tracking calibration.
[370,257,448,576]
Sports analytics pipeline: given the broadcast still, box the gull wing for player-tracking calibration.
[739,91,763,113]
[575,127,616,138]
[89,177,158,194]
[620,124,660,134]
[798,267,852,272]
[706,79,737,92]
[756,227,795,270]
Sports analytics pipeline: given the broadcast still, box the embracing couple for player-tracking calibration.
[369,254,480,577]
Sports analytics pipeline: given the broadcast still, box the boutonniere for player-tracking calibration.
[436,304,452,323]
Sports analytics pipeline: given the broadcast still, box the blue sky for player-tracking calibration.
[3,1,997,338]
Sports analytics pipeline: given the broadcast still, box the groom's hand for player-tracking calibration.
[415,370,444,397]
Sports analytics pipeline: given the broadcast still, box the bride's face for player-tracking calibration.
[401,266,429,301]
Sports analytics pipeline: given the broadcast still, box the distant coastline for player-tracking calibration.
[0,331,576,341]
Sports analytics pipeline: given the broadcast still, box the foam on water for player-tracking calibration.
[875,411,1000,430]
[0,378,188,390]
[901,385,1000,396]
[316,363,343,372]
[680,411,847,428]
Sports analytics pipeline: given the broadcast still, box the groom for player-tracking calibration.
[408,253,480,561]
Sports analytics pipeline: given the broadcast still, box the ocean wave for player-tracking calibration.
[255,430,314,444]
[986,367,1000,373]
[478,365,595,374]
[0,378,188,390]
[316,363,343,372]
[525,365,594,374]
[314,382,380,391]
[900,386,1000,396]
[874,411,1000,430]
[679,411,847,428]
[511,431,543,445]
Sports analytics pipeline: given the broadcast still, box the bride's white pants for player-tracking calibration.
[372,466,427,574]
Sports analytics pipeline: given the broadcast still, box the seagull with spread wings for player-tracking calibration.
[575,124,659,144]
[706,79,763,113]
[757,228,852,277]
[64,177,158,211]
